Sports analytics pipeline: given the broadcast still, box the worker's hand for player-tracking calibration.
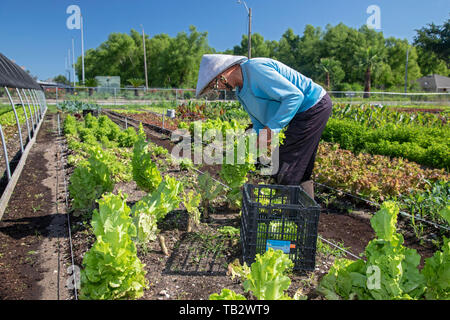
[257,126,272,148]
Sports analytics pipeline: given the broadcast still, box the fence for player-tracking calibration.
[0,86,48,219]
[328,91,450,106]
[20,85,450,108]
[37,86,238,107]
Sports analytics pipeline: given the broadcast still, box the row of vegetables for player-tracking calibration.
[62,110,449,300]
[64,113,239,299]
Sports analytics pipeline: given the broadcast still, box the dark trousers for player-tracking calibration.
[275,93,332,185]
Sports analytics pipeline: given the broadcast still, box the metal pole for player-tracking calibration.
[4,87,24,153]
[0,124,11,180]
[141,24,149,90]
[32,90,42,119]
[67,50,71,84]
[404,46,410,94]
[248,7,252,59]
[72,38,76,87]
[81,15,85,85]
[22,89,35,131]
[28,89,40,123]
[57,113,61,136]
[16,88,31,143]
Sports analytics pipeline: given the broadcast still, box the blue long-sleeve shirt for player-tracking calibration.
[235,58,325,133]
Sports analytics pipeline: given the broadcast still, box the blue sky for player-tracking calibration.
[0,0,449,81]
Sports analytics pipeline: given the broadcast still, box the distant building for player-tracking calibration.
[417,74,450,93]
[95,76,120,93]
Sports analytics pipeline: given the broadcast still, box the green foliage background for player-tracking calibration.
[74,21,449,91]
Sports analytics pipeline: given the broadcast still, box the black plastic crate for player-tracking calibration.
[241,184,321,271]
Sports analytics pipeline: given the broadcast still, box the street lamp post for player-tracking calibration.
[404,46,410,94]
[72,38,76,87]
[237,0,252,59]
[81,14,85,85]
[141,24,149,91]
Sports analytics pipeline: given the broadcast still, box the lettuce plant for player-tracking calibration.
[132,124,162,192]
[69,146,114,216]
[422,237,450,300]
[197,171,224,218]
[210,248,294,300]
[209,289,246,300]
[183,190,201,232]
[318,201,427,300]
[243,248,294,300]
[131,175,183,245]
[80,192,148,300]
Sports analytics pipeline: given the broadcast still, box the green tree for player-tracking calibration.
[84,78,98,96]
[276,28,300,69]
[414,19,449,68]
[161,25,214,88]
[53,74,70,85]
[355,46,383,97]
[385,38,422,90]
[233,33,276,59]
[128,78,145,96]
[316,57,345,90]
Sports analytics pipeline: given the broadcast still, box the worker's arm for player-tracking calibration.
[248,112,264,134]
[239,96,265,134]
[250,64,305,133]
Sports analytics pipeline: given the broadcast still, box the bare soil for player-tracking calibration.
[0,110,439,300]
[0,113,70,300]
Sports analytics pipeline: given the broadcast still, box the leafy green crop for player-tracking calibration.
[242,248,294,300]
[80,192,148,300]
[68,146,114,215]
[57,100,100,113]
[422,237,450,300]
[131,175,183,244]
[318,201,431,300]
[183,190,202,232]
[197,172,224,218]
[132,124,162,192]
[210,248,295,300]
[209,288,246,300]
[257,220,299,242]
[322,118,450,170]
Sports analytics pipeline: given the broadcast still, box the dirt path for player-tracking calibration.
[0,113,70,300]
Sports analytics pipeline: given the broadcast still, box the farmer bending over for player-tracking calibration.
[196,54,332,199]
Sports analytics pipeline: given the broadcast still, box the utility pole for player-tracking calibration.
[237,0,252,59]
[72,38,76,87]
[248,7,252,59]
[81,14,85,85]
[68,49,71,84]
[141,24,149,90]
[404,46,410,93]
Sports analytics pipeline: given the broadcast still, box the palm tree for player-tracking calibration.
[356,47,383,98]
[84,78,98,96]
[127,78,145,97]
[318,58,332,90]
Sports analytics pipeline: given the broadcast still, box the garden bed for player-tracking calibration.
[60,110,439,300]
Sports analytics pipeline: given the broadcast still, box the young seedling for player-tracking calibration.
[183,190,202,232]
[197,172,224,219]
